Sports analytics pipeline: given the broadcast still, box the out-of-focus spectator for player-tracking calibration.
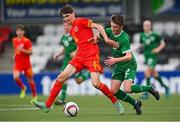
[0,26,11,54]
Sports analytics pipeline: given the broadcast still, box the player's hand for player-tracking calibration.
[152,48,159,54]
[17,44,24,51]
[70,51,76,57]
[106,39,119,49]
[88,37,98,44]
[104,56,117,66]
[53,53,59,60]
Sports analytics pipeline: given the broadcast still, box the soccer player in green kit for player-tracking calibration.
[92,15,160,115]
[53,22,90,105]
[140,20,169,99]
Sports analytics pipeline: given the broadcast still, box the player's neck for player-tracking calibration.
[17,35,23,40]
[71,17,76,24]
[145,31,152,35]
[113,29,123,36]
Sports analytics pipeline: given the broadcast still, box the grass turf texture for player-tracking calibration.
[0,94,180,121]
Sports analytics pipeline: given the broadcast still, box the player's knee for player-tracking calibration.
[13,75,19,81]
[110,88,116,94]
[145,71,151,77]
[123,87,131,93]
[75,78,82,85]
[57,73,67,83]
[92,81,100,88]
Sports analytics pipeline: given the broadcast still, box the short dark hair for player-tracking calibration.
[16,25,25,31]
[60,4,74,17]
[110,15,124,26]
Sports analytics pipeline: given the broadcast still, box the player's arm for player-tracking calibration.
[17,46,32,55]
[70,49,77,58]
[17,39,33,55]
[53,46,65,60]
[152,40,165,54]
[104,52,132,66]
[91,23,119,48]
[105,34,132,66]
[88,34,99,44]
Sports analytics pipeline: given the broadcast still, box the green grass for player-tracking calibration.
[0,94,180,121]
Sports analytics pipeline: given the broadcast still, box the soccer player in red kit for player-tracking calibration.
[13,25,37,103]
[33,4,124,114]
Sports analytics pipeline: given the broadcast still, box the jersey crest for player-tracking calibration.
[74,26,78,32]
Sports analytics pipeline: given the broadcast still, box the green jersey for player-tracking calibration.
[60,33,77,71]
[103,28,136,67]
[100,28,137,81]
[140,31,162,56]
[140,31,162,68]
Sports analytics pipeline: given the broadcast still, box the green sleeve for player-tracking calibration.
[59,35,64,45]
[121,34,131,54]
[155,33,162,43]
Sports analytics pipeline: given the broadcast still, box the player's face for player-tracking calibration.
[143,21,151,33]
[16,28,24,37]
[111,22,121,34]
[63,22,71,33]
[62,13,75,24]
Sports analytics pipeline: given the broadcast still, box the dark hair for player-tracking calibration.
[110,15,124,26]
[60,4,74,17]
[16,25,25,31]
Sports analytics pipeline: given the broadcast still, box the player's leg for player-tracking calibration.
[75,70,90,84]
[111,80,142,115]
[25,67,37,103]
[90,72,124,114]
[140,67,152,99]
[54,83,67,105]
[32,64,76,113]
[152,69,170,97]
[54,60,69,105]
[123,64,159,100]
[13,68,26,98]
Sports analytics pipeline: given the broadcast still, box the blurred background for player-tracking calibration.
[0,0,180,95]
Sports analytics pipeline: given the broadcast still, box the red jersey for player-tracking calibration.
[69,17,99,60]
[12,36,32,69]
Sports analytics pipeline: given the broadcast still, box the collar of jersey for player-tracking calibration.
[113,30,123,37]
[145,31,152,36]
[65,33,70,36]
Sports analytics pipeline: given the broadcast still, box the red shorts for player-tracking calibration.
[69,54,103,73]
[13,65,34,78]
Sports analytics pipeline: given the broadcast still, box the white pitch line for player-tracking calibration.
[0,104,32,107]
[0,107,38,111]
[0,106,179,112]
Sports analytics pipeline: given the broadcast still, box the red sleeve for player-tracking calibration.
[25,39,32,50]
[78,18,93,28]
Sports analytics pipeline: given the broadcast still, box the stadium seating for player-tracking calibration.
[31,24,63,72]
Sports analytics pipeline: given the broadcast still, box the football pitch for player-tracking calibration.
[0,94,180,121]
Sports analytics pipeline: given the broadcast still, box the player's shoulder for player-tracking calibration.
[122,31,129,39]
[23,37,32,44]
[23,37,31,41]
[12,37,18,41]
[152,31,160,36]
[105,28,112,32]
[76,17,88,22]
[140,32,145,36]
